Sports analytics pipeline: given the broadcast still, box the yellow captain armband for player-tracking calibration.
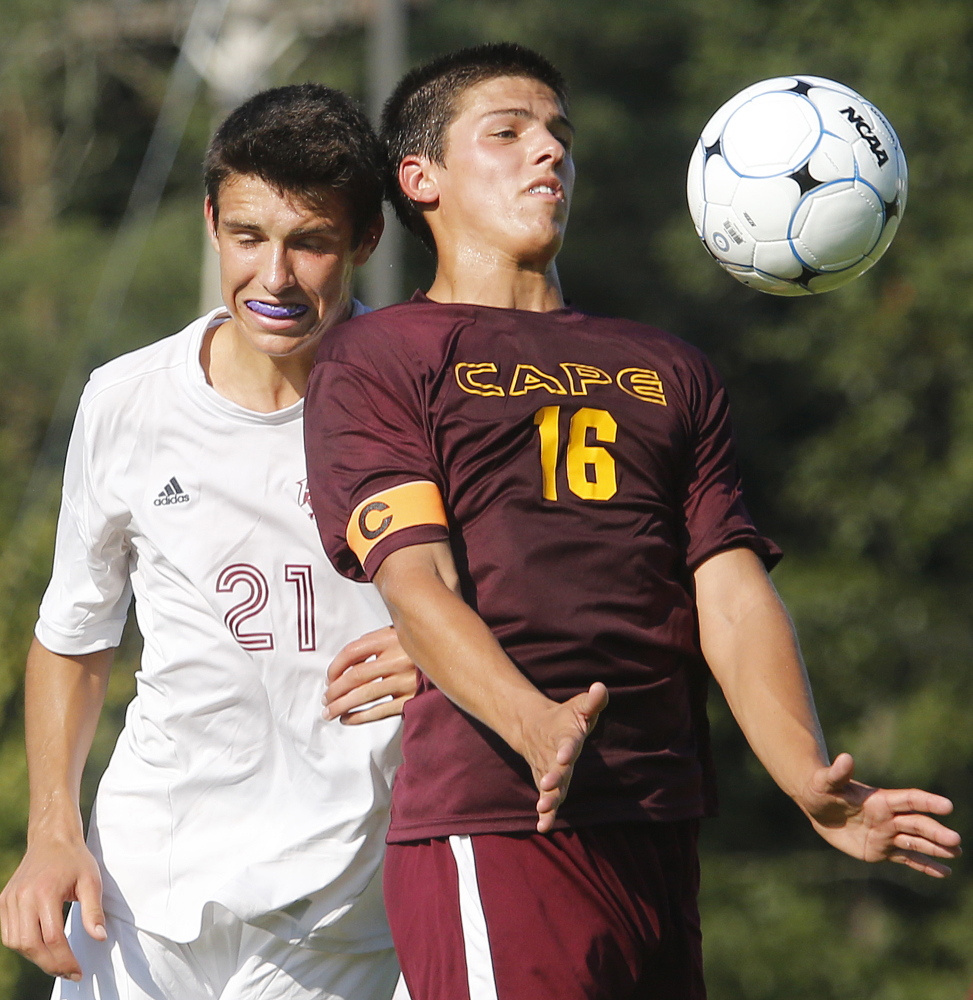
[346,481,448,566]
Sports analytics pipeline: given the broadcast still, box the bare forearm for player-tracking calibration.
[24,639,113,842]
[373,542,607,831]
[694,548,961,876]
[696,549,828,804]
[0,641,112,977]
[374,545,551,756]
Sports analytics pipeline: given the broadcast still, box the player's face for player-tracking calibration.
[206,174,379,361]
[424,75,575,265]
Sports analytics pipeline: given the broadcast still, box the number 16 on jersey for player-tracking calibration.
[534,406,618,502]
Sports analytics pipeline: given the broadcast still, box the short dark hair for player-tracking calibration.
[380,42,569,251]
[204,83,384,245]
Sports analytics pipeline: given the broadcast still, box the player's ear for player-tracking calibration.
[352,212,385,266]
[399,155,439,206]
[204,196,220,252]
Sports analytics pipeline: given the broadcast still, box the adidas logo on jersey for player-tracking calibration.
[154,477,190,506]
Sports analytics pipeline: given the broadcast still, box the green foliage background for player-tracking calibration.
[0,1,970,997]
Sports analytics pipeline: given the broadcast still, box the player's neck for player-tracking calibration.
[426,250,565,312]
[202,321,314,411]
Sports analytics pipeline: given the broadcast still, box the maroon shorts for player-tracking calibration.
[384,821,704,1000]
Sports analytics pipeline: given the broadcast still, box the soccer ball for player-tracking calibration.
[686,76,908,296]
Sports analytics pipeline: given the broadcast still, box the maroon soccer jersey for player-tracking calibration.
[305,294,780,841]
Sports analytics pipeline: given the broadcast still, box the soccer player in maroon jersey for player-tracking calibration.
[304,43,962,1000]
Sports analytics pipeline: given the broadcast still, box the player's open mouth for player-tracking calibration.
[527,180,563,199]
[245,300,309,320]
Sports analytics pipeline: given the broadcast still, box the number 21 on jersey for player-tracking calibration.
[216,563,316,652]
[534,406,618,501]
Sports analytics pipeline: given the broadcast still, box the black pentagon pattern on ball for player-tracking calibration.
[885,197,901,219]
[789,162,826,196]
[704,138,722,161]
[788,79,814,97]
[795,265,820,291]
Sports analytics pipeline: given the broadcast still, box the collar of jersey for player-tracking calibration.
[184,308,305,426]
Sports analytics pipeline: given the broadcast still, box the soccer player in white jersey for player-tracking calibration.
[0,84,415,1000]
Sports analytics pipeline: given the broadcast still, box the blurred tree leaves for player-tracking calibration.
[0,1,970,998]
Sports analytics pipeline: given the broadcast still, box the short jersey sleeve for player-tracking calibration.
[680,353,781,571]
[34,397,133,654]
[304,326,449,582]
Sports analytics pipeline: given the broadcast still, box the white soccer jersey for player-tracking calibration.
[36,307,400,948]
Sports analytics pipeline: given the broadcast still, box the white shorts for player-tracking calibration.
[52,903,407,1000]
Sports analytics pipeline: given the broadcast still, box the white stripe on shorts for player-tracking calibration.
[448,834,499,1000]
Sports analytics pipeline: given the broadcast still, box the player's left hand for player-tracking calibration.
[800,753,962,877]
[324,625,417,724]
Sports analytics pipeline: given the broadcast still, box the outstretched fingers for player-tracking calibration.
[534,683,609,834]
[534,733,584,833]
[881,787,955,818]
[888,849,956,879]
[811,761,964,875]
[881,809,963,872]
[884,801,962,877]
[892,810,961,845]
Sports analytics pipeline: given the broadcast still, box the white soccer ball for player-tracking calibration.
[686,76,908,296]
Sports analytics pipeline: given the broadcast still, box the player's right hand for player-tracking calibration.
[527,682,609,834]
[0,836,106,980]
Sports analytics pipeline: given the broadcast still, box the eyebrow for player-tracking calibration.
[220,219,261,232]
[221,219,335,237]
[482,107,575,134]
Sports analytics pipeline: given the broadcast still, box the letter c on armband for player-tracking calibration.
[359,501,393,540]
[347,480,448,568]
